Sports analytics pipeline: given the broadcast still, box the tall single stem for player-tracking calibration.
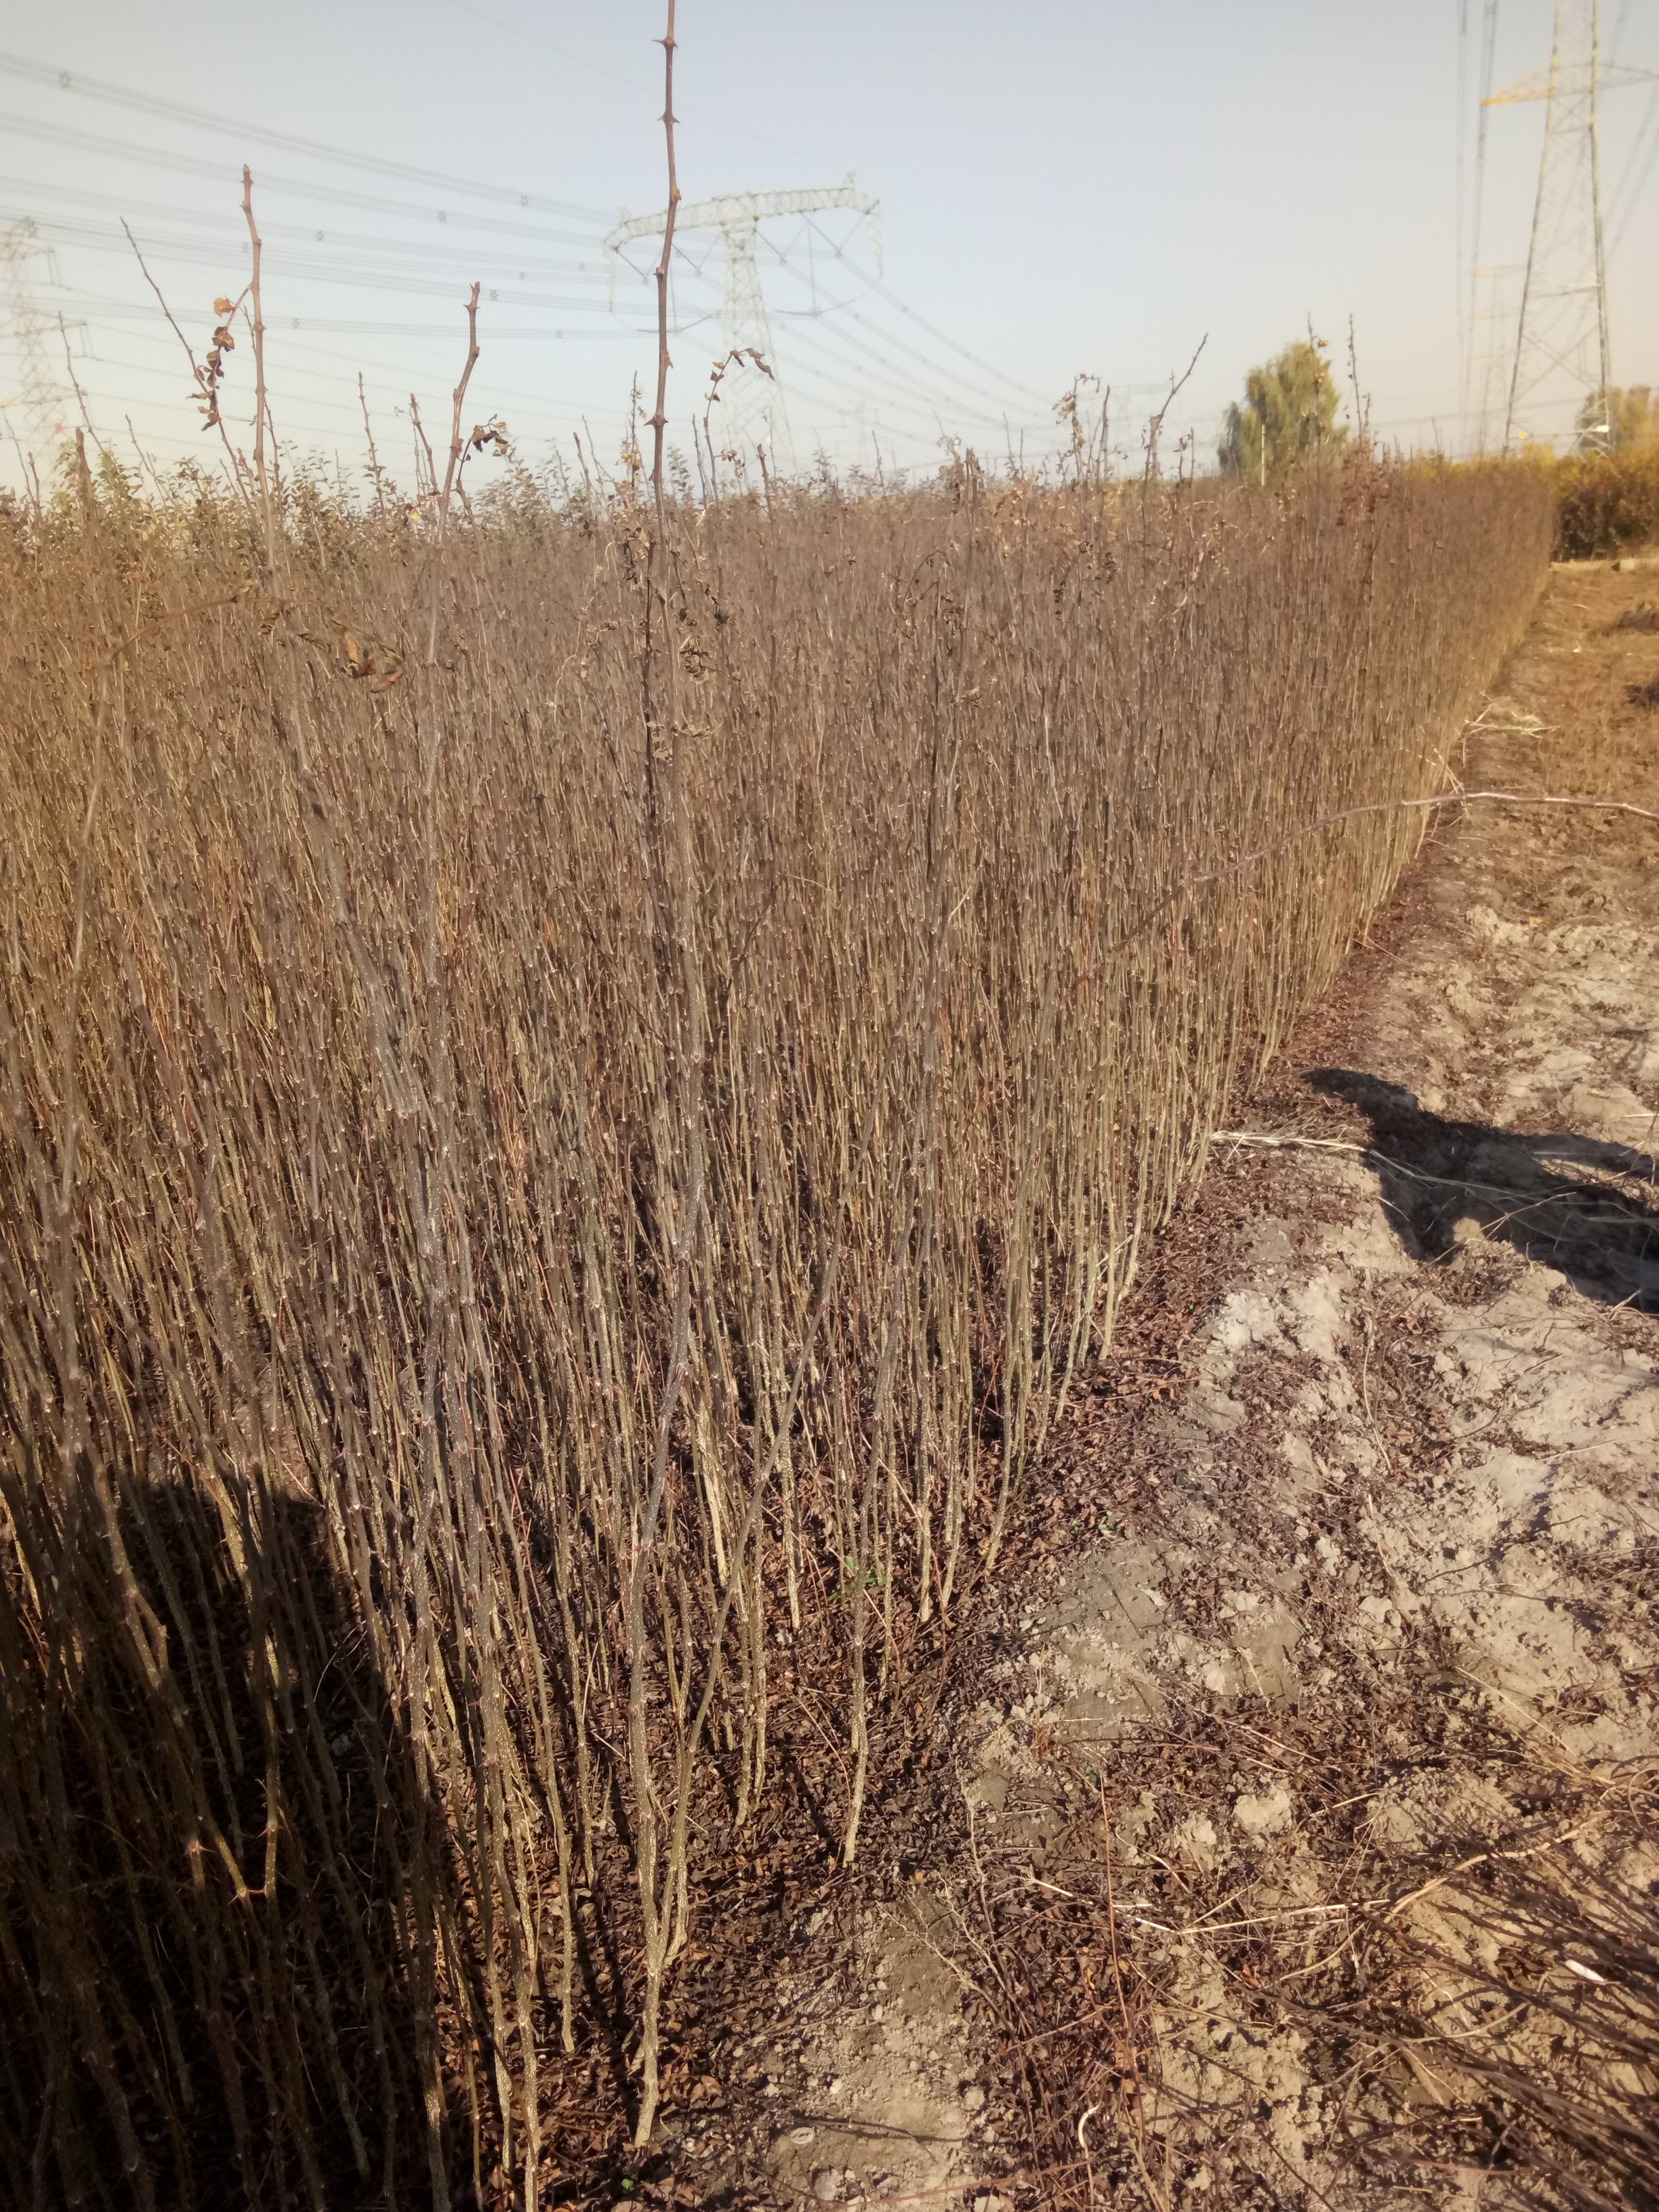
[648,2,680,575]
[240,167,273,572]
[628,0,694,2150]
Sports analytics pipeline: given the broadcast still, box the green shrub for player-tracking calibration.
[1554,444,1659,558]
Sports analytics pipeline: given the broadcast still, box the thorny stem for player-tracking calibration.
[59,321,101,452]
[628,0,691,2151]
[1143,335,1207,486]
[359,371,388,521]
[431,291,480,604]
[121,219,254,516]
[240,168,273,573]
[647,1,680,575]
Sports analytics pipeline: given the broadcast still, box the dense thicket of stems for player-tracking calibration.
[0,447,1551,2205]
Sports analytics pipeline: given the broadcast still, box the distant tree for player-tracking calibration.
[1218,338,1347,481]
[1577,384,1659,451]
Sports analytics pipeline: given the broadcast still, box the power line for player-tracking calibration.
[1457,0,1468,411]
[258,328,639,423]
[794,289,1059,423]
[774,298,1015,423]
[858,274,1052,409]
[1462,0,1501,448]
[1607,77,1659,248]
[783,314,1039,435]
[1,213,628,314]
[60,330,643,461]
[0,178,619,287]
[1,56,1067,478]
[0,51,609,218]
[0,110,607,247]
[62,301,647,343]
[780,327,1029,445]
[759,256,1016,410]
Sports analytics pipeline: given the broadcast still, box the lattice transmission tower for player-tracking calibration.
[1,220,70,459]
[1488,0,1656,452]
[605,180,881,470]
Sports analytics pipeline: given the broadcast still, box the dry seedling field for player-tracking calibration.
[0,46,1573,2208]
[0,366,1557,2211]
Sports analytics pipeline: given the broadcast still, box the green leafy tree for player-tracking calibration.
[1577,385,1659,451]
[1218,338,1347,480]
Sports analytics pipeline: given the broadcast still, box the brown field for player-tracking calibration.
[0,441,1555,2207]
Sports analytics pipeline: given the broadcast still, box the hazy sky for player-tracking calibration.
[2,2,1656,493]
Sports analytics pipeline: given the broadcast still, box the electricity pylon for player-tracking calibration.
[1488,0,1656,453]
[1,220,70,458]
[604,180,881,468]
[1467,262,1525,453]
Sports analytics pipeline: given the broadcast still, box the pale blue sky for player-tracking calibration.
[2,2,1656,490]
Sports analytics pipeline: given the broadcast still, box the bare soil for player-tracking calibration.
[626,559,1659,2212]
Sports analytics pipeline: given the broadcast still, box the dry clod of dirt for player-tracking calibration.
[759,1897,987,2205]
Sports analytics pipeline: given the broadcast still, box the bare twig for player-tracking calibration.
[240,167,273,569]
[58,316,102,453]
[1381,1815,1609,1925]
[1143,335,1207,485]
[438,293,480,533]
[120,218,253,512]
[359,373,388,520]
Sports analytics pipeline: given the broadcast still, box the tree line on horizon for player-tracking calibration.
[1219,336,1657,480]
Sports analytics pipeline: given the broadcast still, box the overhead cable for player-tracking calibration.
[0,110,609,247]
[48,293,648,342]
[774,281,1061,424]
[0,50,608,218]
[5,213,625,313]
[783,315,1038,434]
[0,176,615,281]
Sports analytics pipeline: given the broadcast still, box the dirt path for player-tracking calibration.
[685,561,1659,2211]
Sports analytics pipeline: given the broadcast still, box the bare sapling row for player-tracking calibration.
[0,144,1555,2207]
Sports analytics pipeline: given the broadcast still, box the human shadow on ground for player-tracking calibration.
[1307,1068,1659,1313]
[0,1471,457,2211]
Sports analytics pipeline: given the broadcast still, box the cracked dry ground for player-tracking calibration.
[654,560,1659,2212]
